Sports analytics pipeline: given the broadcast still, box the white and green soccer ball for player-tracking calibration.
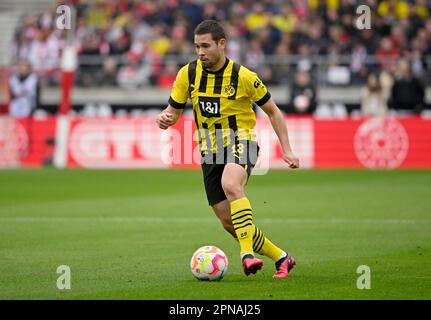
[190,245,228,281]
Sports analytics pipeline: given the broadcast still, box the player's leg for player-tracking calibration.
[222,162,295,278]
[211,199,236,238]
[252,225,296,278]
[210,199,284,261]
[201,163,237,238]
[221,163,264,275]
[211,194,295,277]
[211,172,295,277]
[220,163,250,250]
[202,143,295,277]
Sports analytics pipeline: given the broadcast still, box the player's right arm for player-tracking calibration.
[156,64,190,130]
[157,105,183,130]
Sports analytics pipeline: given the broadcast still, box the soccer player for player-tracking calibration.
[156,20,299,278]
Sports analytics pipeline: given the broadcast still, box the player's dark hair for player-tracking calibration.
[194,20,226,42]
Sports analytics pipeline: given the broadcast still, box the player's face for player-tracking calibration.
[194,33,225,70]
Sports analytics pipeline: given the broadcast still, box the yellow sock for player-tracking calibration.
[253,225,285,262]
[230,197,254,258]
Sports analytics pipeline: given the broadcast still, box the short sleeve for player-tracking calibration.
[243,70,271,106]
[168,65,189,109]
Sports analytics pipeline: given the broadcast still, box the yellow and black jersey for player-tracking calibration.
[168,58,271,154]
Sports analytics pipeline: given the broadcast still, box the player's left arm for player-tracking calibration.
[260,98,299,169]
[245,69,299,168]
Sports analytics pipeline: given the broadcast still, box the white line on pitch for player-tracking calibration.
[0,217,423,224]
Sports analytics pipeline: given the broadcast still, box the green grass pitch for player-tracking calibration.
[0,169,430,299]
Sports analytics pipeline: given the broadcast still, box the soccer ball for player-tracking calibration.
[190,245,228,281]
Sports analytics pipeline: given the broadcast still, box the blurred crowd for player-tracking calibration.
[8,0,431,115]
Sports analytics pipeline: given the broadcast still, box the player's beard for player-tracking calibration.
[200,58,213,69]
[201,54,220,71]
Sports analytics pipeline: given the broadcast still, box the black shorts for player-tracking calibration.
[201,140,259,206]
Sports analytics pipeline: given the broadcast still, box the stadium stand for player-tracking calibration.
[3,0,431,115]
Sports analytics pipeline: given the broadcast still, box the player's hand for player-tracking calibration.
[283,151,299,169]
[156,111,176,130]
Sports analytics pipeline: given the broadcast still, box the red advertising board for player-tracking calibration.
[67,117,170,168]
[314,117,431,168]
[0,67,10,114]
[1,115,430,169]
[65,115,431,170]
[0,116,56,167]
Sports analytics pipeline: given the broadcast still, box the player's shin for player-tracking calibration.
[252,225,286,262]
[230,197,254,258]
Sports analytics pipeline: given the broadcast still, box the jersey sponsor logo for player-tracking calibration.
[223,85,236,97]
[198,96,221,118]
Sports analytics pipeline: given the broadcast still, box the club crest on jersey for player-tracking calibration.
[223,85,236,97]
[254,78,262,88]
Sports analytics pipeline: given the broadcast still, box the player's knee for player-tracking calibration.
[222,181,243,199]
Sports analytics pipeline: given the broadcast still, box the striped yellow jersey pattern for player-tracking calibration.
[168,58,271,154]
